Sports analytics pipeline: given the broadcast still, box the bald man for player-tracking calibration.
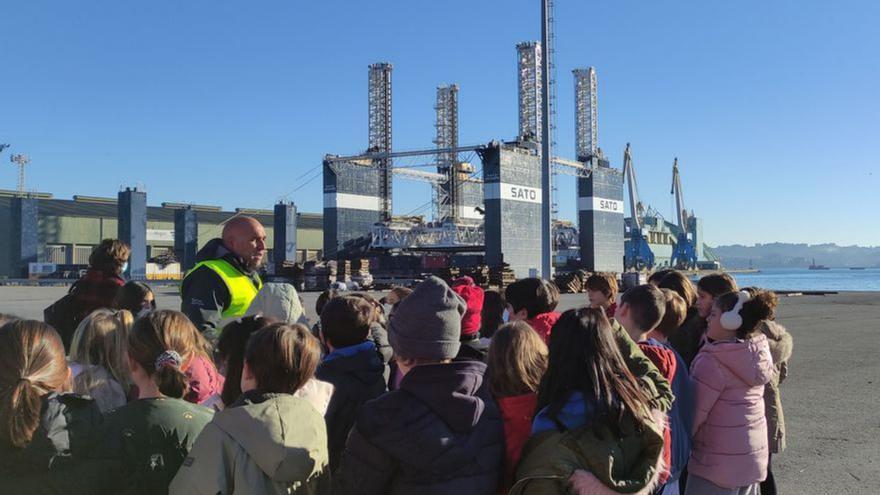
[180,216,267,339]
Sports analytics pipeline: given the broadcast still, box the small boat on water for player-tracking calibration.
[809,258,830,270]
[850,267,866,270]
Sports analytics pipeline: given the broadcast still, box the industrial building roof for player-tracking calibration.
[0,196,323,230]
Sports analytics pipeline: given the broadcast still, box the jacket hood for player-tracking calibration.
[701,334,774,387]
[214,392,328,483]
[195,238,228,263]
[321,342,385,386]
[245,282,307,325]
[194,238,252,273]
[399,360,488,433]
[512,408,664,495]
[527,311,561,342]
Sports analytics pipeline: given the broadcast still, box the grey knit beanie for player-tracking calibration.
[389,276,466,360]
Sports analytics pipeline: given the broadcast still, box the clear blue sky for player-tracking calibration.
[2,1,877,247]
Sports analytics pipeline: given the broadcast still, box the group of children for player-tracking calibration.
[0,268,792,495]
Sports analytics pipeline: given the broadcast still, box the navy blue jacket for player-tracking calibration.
[333,359,504,495]
[316,341,387,471]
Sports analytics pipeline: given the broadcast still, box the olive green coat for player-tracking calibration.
[170,392,330,495]
[509,413,664,495]
[760,320,793,453]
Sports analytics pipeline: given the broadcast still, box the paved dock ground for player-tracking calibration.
[0,287,877,494]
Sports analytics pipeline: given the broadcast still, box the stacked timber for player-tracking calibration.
[303,261,337,291]
[554,270,590,294]
[351,259,373,289]
[489,264,516,288]
[438,266,461,282]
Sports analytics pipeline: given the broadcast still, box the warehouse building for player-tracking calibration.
[0,190,324,279]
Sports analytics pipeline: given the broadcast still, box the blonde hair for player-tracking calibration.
[487,321,549,398]
[69,309,134,397]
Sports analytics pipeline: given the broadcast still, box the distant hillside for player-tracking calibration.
[710,243,880,269]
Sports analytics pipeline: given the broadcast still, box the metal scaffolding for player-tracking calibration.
[516,42,542,143]
[368,62,393,222]
[573,67,598,162]
[434,84,460,223]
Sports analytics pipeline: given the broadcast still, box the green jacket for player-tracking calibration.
[98,397,214,495]
[170,391,331,495]
[611,319,675,413]
[510,413,665,495]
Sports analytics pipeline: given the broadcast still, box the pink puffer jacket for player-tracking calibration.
[688,334,775,489]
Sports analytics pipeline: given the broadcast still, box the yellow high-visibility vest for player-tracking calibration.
[184,259,262,318]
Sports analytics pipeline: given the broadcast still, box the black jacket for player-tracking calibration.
[315,341,387,471]
[333,360,504,495]
[180,238,262,340]
[0,393,119,495]
[668,307,706,368]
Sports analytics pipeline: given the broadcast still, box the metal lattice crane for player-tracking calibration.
[573,67,598,162]
[623,144,655,270]
[10,153,31,197]
[516,42,542,142]
[434,84,460,223]
[670,158,698,269]
[368,62,393,222]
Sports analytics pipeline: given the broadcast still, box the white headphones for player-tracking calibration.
[720,291,751,330]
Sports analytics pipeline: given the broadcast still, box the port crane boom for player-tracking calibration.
[670,158,698,269]
[623,143,654,270]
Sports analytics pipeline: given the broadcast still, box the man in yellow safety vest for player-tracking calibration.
[180,216,266,340]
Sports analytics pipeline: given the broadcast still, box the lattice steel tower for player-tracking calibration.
[434,84,460,222]
[368,62,393,221]
[573,67,598,162]
[517,42,542,143]
[9,153,31,197]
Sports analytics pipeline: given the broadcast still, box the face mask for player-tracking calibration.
[121,262,129,274]
[502,308,510,323]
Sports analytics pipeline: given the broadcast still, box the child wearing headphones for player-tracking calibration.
[686,290,776,495]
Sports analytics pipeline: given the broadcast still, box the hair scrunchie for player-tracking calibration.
[154,350,183,370]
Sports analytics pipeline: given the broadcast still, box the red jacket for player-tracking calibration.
[638,341,677,485]
[527,312,561,344]
[497,393,538,494]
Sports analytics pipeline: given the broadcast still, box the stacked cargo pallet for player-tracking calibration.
[489,264,517,288]
[463,265,492,287]
[437,266,461,282]
[303,261,337,292]
[351,258,374,289]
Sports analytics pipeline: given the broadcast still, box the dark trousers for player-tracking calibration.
[760,454,777,495]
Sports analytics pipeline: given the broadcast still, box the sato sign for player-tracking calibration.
[579,197,624,214]
[485,182,543,204]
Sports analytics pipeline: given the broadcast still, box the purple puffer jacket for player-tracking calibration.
[688,333,775,489]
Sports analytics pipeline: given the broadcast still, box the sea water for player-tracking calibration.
[729,268,880,292]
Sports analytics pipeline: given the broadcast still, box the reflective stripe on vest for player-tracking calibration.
[185,259,262,318]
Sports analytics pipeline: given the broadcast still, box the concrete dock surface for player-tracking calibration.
[0,287,877,494]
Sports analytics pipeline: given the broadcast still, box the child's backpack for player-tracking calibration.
[44,282,84,351]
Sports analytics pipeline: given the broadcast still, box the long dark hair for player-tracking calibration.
[480,290,506,339]
[216,315,277,406]
[114,281,155,315]
[536,307,653,432]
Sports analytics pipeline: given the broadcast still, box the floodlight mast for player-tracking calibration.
[9,153,30,197]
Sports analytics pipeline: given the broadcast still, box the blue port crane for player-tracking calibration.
[623,143,655,270]
[670,158,698,269]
